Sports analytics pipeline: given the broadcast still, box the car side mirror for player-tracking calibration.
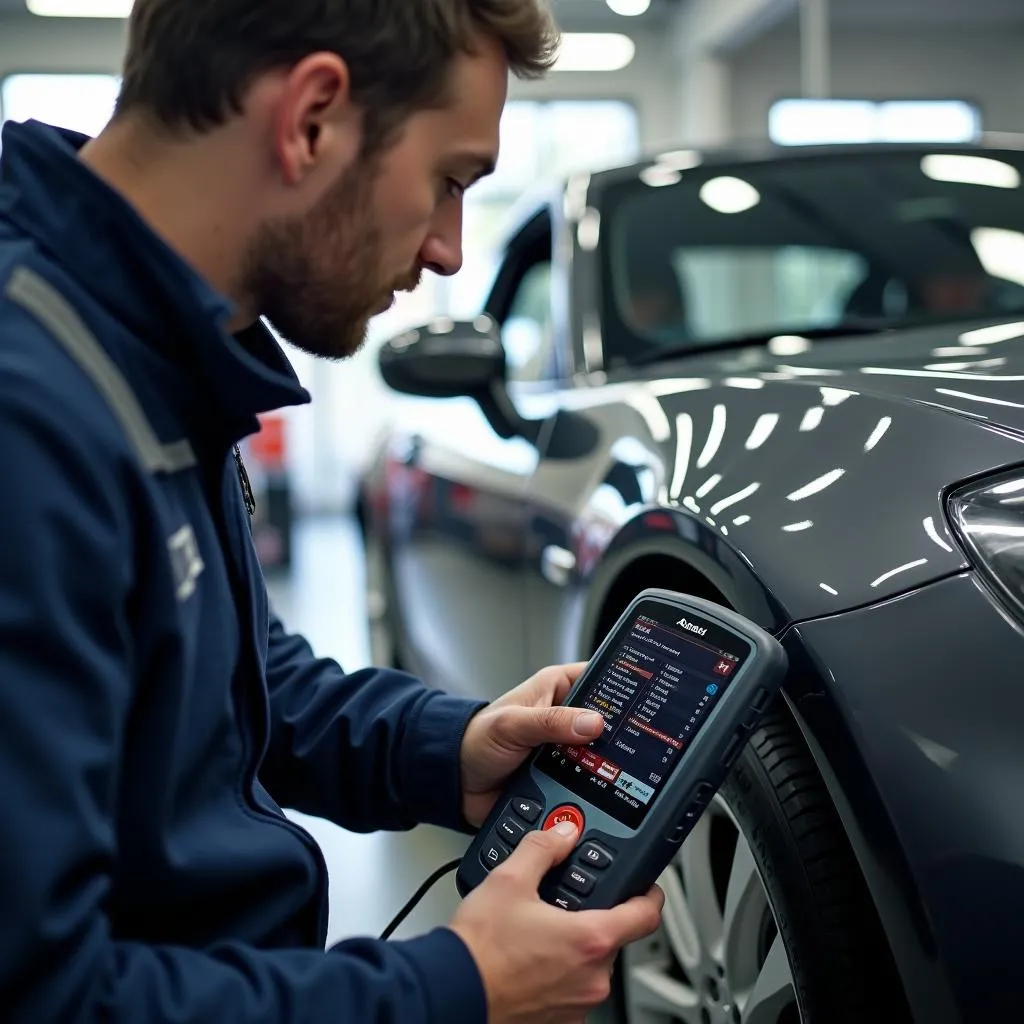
[378,316,505,399]
[378,316,541,443]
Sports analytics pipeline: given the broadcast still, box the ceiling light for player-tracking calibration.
[864,416,892,452]
[553,33,636,72]
[699,176,760,214]
[871,559,928,588]
[787,468,846,501]
[710,482,761,517]
[640,165,682,188]
[696,404,727,469]
[959,321,1024,346]
[27,0,132,14]
[768,335,811,356]
[922,154,1020,189]
[972,227,1024,286]
[607,0,650,14]
[655,149,702,172]
[820,386,855,406]
[800,406,824,431]
[577,210,601,251]
[745,413,779,450]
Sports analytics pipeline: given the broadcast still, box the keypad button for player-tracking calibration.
[497,816,527,847]
[543,804,585,833]
[693,782,715,803]
[563,865,596,896]
[511,797,542,823]
[578,842,613,870]
[551,890,583,911]
[668,823,688,844]
[479,834,510,871]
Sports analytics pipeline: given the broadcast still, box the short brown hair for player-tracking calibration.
[115,0,559,151]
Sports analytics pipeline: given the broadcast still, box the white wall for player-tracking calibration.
[0,17,127,74]
[0,17,681,152]
[729,17,1024,144]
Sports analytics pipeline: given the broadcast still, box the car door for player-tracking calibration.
[386,207,560,699]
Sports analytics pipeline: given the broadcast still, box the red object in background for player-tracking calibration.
[714,659,735,676]
[250,413,287,471]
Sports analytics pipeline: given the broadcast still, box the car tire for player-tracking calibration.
[615,709,908,1024]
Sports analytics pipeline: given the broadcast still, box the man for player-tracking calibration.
[0,2,663,1023]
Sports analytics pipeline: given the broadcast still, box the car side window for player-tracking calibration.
[501,260,555,384]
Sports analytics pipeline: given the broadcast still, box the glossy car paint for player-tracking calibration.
[361,145,1024,1022]
[784,572,1024,1022]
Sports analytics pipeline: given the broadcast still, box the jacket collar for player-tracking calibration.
[0,119,310,441]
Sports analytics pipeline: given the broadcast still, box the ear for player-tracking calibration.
[272,52,361,188]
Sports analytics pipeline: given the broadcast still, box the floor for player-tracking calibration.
[266,516,471,948]
[267,516,617,1023]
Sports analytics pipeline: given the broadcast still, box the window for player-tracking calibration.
[604,148,1024,367]
[445,99,639,320]
[502,261,554,384]
[0,74,121,138]
[768,98,981,147]
[676,246,866,339]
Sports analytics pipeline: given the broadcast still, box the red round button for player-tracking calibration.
[543,804,585,833]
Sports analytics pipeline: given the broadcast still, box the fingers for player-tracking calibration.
[493,704,605,750]
[584,885,665,949]
[550,661,587,703]
[518,662,588,707]
[501,821,579,888]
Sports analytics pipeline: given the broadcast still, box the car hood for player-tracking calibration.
[639,319,1024,435]
[540,317,1024,623]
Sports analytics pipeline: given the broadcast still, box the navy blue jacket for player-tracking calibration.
[0,120,488,1023]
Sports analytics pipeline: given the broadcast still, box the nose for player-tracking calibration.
[419,200,464,278]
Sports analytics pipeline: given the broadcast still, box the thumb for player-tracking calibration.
[495,704,606,750]
[505,821,579,888]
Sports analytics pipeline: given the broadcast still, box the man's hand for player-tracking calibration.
[460,663,604,828]
[449,822,664,1023]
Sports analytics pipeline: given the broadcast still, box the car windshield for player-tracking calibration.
[603,148,1024,366]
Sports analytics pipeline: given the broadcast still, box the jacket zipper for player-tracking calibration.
[213,442,332,946]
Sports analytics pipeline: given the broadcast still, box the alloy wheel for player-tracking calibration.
[621,794,800,1024]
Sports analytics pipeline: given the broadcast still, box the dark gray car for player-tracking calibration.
[359,142,1024,1023]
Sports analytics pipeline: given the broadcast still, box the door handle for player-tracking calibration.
[541,545,576,587]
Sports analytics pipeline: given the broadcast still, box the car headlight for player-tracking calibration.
[948,471,1024,619]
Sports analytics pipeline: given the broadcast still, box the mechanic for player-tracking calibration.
[0,2,663,1023]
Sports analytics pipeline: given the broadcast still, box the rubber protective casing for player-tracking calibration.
[455,589,788,909]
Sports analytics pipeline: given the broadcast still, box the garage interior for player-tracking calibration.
[2,0,1023,1021]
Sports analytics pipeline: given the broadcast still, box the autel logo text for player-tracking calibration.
[677,617,708,637]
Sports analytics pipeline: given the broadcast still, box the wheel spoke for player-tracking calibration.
[679,814,724,961]
[740,934,796,1024]
[721,837,767,991]
[658,861,701,972]
[627,963,702,1022]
